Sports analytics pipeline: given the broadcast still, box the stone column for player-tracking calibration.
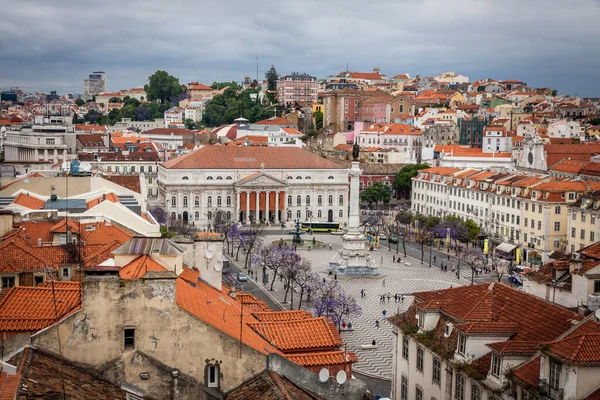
[275,191,280,223]
[348,161,361,231]
[236,191,241,222]
[265,191,270,224]
[255,190,260,223]
[245,191,250,224]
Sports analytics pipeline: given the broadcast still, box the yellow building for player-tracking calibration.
[567,192,600,252]
[587,126,600,139]
[311,102,324,127]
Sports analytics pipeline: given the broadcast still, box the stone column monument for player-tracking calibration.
[329,147,378,276]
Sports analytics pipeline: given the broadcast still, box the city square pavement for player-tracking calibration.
[244,231,481,381]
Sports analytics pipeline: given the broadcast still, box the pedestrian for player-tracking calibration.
[307,246,311,251]
[382,279,386,287]
[382,310,387,319]
[329,243,332,250]
[394,293,398,302]
[451,264,455,272]
[372,339,377,346]
[401,295,404,303]
[375,320,380,328]
[322,277,326,284]
[434,255,437,263]
[398,257,402,263]
[334,274,337,280]
[329,270,332,276]
[380,255,384,265]
[393,255,396,262]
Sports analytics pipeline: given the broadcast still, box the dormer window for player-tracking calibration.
[491,354,501,377]
[457,334,466,355]
[417,311,425,329]
[444,323,453,337]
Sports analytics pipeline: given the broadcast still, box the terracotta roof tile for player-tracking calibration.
[455,322,519,335]
[287,350,358,367]
[247,317,342,352]
[162,146,345,170]
[0,284,81,333]
[102,175,141,193]
[0,372,21,400]
[224,370,323,399]
[584,387,600,400]
[175,278,280,355]
[545,320,600,365]
[12,193,46,210]
[513,355,541,388]
[86,192,119,209]
[486,341,539,355]
[252,310,313,322]
[119,255,169,279]
[179,265,199,284]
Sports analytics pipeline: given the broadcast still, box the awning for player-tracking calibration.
[496,242,517,253]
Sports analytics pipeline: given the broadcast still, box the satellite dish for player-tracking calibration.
[335,370,347,385]
[206,247,214,259]
[595,308,600,321]
[214,260,223,272]
[318,368,329,383]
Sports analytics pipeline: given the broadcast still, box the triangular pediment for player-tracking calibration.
[234,172,288,188]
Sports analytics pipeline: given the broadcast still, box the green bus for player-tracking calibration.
[300,222,341,232]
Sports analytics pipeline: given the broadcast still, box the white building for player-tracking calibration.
[83,71,106,97]
[547,119,585,139]
[164,107,183,128]
[354,123,422,164]
[184,108,203,124]
[158,146,349,228]
[432,71,469,84]
[109,118,165,133]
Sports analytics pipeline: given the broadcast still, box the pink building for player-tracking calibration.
[277,73,318,106]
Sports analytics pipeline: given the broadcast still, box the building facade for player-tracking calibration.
[83,71,106,97]
[158,146,349,229]
[277,73,318,105]
[458,116,487,147]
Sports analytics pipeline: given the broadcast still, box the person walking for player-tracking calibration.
[401,295,404,304]
[382,310,387,319]
[375,320,380,328]
[382,279,386,287]
[329,243,332,250]
[380,255,384,265]
[393,255,396,263]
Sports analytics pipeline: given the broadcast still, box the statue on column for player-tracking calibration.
[352,143,360,161]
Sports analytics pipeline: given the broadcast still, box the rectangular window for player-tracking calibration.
[538,204,542,213]
[549,359,561,389]
[455,374,465,400]
[572,211,577,220]
[592,214,596,224]
[432,358,441,385]
[416,386,423,400]
[524,217,528,226]
[416,346,424,372]
[418,311,425,329]
[207,365,218,387]
[581,229,586,240]
[401,375,408,400]
[572,228,576,238]
[457,334,466,355]
[491,354,501,377]
[402,335,409,360]
[1,276,15,289]
[554,222,560,231]
[555,206,561,214]
[594,280,600,293]
[538,221,542,230]
[471,385,481,400]
[592,231,595,242]
[124,328,136,349]
[62,268,70,278]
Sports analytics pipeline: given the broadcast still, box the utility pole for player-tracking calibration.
[256,56,259,84]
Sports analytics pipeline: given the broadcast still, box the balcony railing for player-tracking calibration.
[538,379,564,400]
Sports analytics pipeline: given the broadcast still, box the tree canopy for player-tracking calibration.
[393,163,429,192]
[202,88,273,127]
[75,98,85,107]
[211,81,241,90]
[144,70,182,104]
[360,182,391,206]
[265,66,279,91]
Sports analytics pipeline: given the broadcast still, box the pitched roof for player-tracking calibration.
[0,371,20,400]
[545,319,600,365]
[162,146,346,170]
[252,310,313,322]
[175,278,280,355]
[119,255,169,279]
[142,128,195,136]
[513,355,541,387]
[286,350,358,367]
[224,370,323,400]
[86,192,119,209]
[0,283,81,333]
[254,117,291,126]
[12,193,46,210]
[348,71,381,80]
[246,317,343,352]
[102,175,141,193]
[544,144,600,168]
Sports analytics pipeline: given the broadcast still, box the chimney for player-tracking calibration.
[38,238,42,246]
[102,193,106,201]
[229,286,237,299]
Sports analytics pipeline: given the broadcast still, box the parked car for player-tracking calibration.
[388,236,399,244]
[237,272,248,282]
[331,230,345,235]
[379,234,387,240]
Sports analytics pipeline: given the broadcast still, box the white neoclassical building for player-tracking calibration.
[158,146,349,228]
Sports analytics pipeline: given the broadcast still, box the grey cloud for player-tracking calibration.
[1,0,600,95]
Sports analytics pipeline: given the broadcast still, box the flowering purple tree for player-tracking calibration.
[227,223,241,257]
[294,262,319,309]
[328,295,362,332]
[149,207,167,225]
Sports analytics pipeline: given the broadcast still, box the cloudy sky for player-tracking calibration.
[2,0,600,96]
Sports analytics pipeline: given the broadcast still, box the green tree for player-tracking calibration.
[75,98,85,107]
[463,219,481,246]
[551,89,558,96]
[109,97,122,103]
[393,163,429,197]
[123,96,140,108]
[211,81,241,90]
[265,66,279,91]
[184,118,197,130]
[144,70,182,104]
[314,111,323,130]
[360,182,391,206]
[202,88,273,127]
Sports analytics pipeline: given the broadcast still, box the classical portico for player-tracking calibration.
[234,172,288,224]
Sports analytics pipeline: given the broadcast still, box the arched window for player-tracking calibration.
[171,212,176,220]
[207,176,214,180]
[287,210,292,219]
[305,176,311,179]
[296,176,302,179]
[296,196,301,206]
[296,210,301,219]
[183,196,188,207]
[226,176,232,180]
[318,195,323,206]
[339,209,343,218]
[328,195,333,205]
[171,196,176,207]
[339,195,344,205]
[217,196,222,206]
[226,211,232,220]
[287,195,292,206]
[195,196,200,207]
[287,176,293,180]
[207,196,212,206]
[195,212,199,221]
[226,196,231,206]
[317,210,322,218]
[328,176,334,180]
[306,195,311,206]
[216,176,223,180]
[207,212,212,221]
[182,176,189,180]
